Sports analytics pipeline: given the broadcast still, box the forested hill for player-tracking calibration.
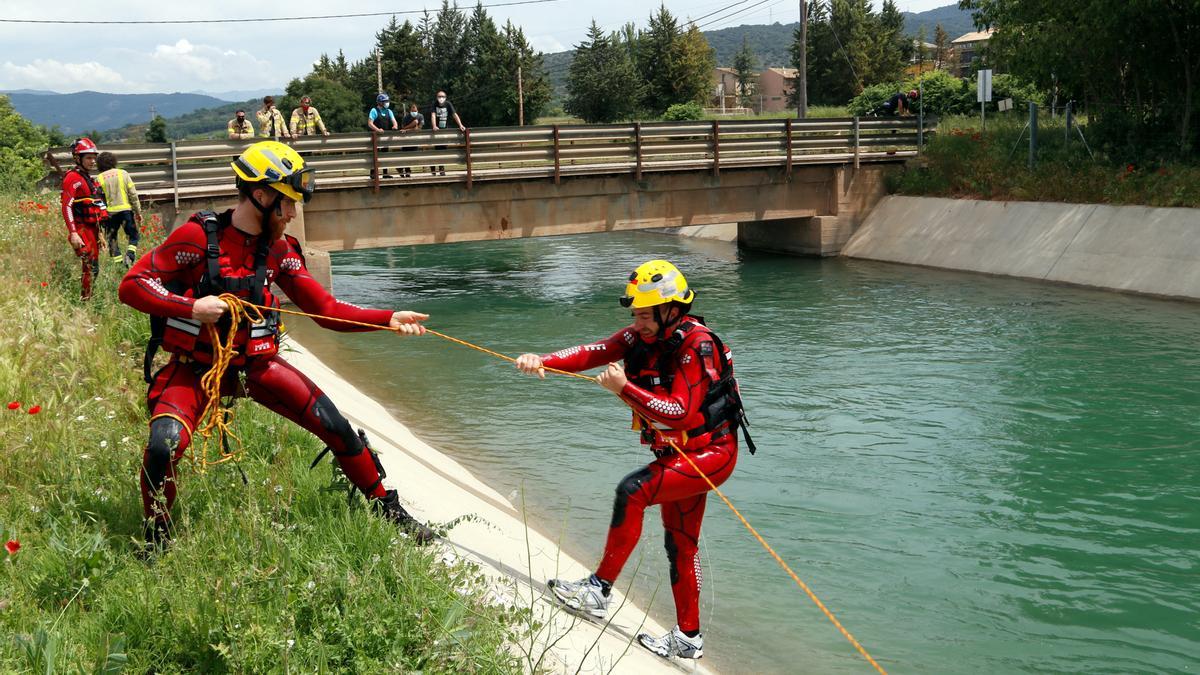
[4,91,231,134]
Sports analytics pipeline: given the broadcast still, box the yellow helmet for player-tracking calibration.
[620,260,695,308]
[231,140,315,203]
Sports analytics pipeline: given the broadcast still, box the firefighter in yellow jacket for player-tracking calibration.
[95,151,142,267]
[290,96,329,137]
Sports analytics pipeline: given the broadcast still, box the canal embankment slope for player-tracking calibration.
[842,196,1200,300]
[280,339,713,675]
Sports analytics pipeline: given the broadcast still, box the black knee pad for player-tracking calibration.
[311,394,360,455]
[145,417,184,488]
[664,529,681,585]
[611,466,654,528]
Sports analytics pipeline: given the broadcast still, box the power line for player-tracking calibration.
[0,0,558,25]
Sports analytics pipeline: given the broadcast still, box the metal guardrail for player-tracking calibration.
[43,117,934,203]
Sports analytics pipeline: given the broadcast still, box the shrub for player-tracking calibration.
[661,102,704,121]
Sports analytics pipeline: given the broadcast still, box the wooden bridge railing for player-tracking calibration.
[44,117,935,205]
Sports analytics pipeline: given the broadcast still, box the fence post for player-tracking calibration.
[1028,101,1038,170]
[1064,101,1073,144]
[711,120,720,178]
[464,128,473,190]
[853,116,860,169]
[785,118,793,178]
[169,141,179,210]
[552,125,561,185]
[918,83,925,151]
[371,132,380,192]
[634,122,643,181]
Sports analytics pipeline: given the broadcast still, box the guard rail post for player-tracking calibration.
[464,128,473,190]
[785,118,794,178]
[552,125,561,185]
[634,123,643,181]
[170,141,179,210]
[853,116,860,170]
[371,131,380,192]
[711,120,721,177]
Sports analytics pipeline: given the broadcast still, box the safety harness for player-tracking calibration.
[626,317,756,454]
[142,211,277,382]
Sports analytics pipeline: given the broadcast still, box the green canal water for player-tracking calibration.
[286,231,1199,674]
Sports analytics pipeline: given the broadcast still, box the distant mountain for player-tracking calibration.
[101,97,270,142]
[903,4,976,40]
[1,88,60,95]
[192,89,276,103]
[6,91,232,134]
[542,5,976,105]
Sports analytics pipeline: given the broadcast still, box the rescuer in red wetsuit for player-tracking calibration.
[515,260,754,660]
[60,138,108,299]
[119,140,435,550]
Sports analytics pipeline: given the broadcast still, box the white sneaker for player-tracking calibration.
[637,625,704,659]
[547,575,609,620]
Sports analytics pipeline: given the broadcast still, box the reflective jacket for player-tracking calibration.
[96,168,141,216]
[227,118,255,140]
[290,106,327,136]
[256,108,288,138]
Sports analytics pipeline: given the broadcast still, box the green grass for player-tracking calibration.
[891,114,1200,207]
[0,197,528,673]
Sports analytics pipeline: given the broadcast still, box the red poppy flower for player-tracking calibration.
[4,540,17,555]
[7,401,19,410]
[27,405,41,414]
[1125,164,1135,173]
[40,282,47,287]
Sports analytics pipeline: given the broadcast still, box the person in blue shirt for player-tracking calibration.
[368,93,399,178]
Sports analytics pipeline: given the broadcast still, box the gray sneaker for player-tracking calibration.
[637,625,704,659]
[547,575,609,620]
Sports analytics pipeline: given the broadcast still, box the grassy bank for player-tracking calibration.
[891,114,1200,207]
[0,197,525,672]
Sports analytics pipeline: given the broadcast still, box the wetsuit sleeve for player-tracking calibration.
[272,242,393,332]
[541,327,633,373]
[118,221,206,318]
[619,338,710,431]
[60,173,80,234]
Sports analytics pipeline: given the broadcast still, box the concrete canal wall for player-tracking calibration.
[843,196,1200,300]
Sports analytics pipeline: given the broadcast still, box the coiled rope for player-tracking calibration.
[197,294,886,674]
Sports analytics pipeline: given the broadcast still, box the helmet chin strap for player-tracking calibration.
[653,304,681,340]
[249,187,285,237]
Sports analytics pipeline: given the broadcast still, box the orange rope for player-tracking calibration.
[224,297,886,673]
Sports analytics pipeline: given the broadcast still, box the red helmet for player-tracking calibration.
[72,137,99,155]
[908,89,920,100]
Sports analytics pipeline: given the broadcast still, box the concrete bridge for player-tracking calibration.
[46,118,928,285]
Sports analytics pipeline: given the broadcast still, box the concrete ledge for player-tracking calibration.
[843,196,1200,300]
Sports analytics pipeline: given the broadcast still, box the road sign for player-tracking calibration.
[998,97,1013,112]
[977,69,993,103]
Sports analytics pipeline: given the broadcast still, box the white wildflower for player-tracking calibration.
[305,580,315,590]
[99,440,107,448]
[76,415,86,421]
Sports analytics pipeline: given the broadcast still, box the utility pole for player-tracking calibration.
[375,49,383,93]
[149,104,157,122]
[798,0,808,118]
[517,65,524,126]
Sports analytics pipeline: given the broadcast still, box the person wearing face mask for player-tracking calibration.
[428,90,465,176]
[227,109,255,140]
[256,96,293,140]
[368,93,399,178]
[290,96,329,137]
[119,140,436,553]
[514,260,754,662]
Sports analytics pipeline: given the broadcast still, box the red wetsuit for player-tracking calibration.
[542,317,739,633]
[60,167,107,298]
[119,209,395,526]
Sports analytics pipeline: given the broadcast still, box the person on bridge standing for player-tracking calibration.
[367,93,399,178]
[60,137,108,300]
[398,102,425,178]
[118,140,436,552]
[428,90,465,176]
[227,109,254,140]
[95,151,142,268]
[515,260,754,661]
[256,96,293,140]
[290,96,329,137]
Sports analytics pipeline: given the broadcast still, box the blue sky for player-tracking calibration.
[0,0,957,95]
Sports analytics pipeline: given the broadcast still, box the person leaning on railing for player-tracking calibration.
[256,95,293,140]
[290,96,329,137]
[397,103,424,178]
[227,109,255,140]
[367,93,399,178]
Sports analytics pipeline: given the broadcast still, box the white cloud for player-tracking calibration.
[529,35,567,54]
[0,59,131,92]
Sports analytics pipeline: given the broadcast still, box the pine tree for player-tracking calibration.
[566,21,641,123]
[672,23,717,106]
[505,22,552,125]
[145,116,167,143]
[934,23,951,71]
[733,36,759,108]
[637,5,682,111]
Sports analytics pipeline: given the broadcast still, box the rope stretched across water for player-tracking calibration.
[198,294,887,674]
